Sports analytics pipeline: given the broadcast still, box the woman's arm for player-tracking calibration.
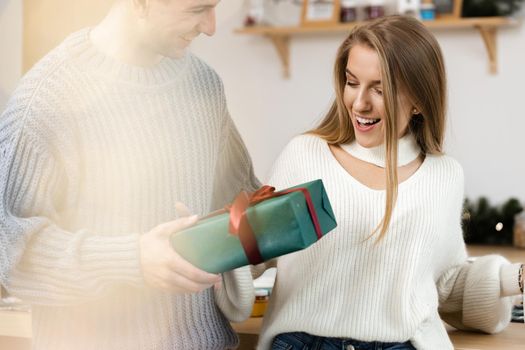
[437,255,520,333]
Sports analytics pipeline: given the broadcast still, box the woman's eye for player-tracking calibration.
[374,88,383,96]
[346,81,358,87]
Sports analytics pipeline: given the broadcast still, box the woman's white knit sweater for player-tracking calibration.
[255,134,521,350]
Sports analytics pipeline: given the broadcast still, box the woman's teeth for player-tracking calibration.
[356,116,380,126]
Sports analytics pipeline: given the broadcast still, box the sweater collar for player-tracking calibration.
[340,134,421,168]
[63,28,189,86]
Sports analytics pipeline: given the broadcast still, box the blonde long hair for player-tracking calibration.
[309,15,447,241]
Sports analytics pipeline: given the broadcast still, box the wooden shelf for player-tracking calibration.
[235,17,519,78]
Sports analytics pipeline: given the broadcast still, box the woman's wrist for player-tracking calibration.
[518,263,524,294]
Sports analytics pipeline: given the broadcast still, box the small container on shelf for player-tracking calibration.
[251,289,269,317]
[365,0,386,20]
[420,2,436,21]
[340,0,359,23]
[244,0,264,27]
[513,211,525,249]
[397,0,421,17]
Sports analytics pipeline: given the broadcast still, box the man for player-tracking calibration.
[0,0,259,349]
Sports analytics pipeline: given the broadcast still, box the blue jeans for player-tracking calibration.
[272,332,416,350]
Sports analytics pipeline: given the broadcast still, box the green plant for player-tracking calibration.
[462,197,523,245]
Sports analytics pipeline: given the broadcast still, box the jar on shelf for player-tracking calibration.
[244,0,264,27]
[251,289,269,317]
[513,211,525,248]
[397,0,421,17]
[420,1,436,21]
[340,0,358,23]
[365,0,385,20]
[262,0,303,27]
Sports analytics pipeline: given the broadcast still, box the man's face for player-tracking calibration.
[140,0,219,58]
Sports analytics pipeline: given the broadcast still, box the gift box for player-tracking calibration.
[170,179,337,273]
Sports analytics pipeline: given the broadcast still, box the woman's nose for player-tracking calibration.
[353,89,371,112]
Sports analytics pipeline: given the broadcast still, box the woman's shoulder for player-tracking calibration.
[273,134,329,167]
[271,134,323,168]
[268,134,327,186]
[282,133,326,153]
[425,153,463,175]
[423,153,465,191]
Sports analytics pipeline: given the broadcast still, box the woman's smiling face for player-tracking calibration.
[343,44,415,148]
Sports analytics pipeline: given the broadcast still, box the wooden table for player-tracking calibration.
[467,244,525,263]
[0,309,31,350]
[448,323,524,350]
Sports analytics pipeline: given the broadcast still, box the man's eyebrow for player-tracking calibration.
[188,5,214,11]
[345,68,381,85]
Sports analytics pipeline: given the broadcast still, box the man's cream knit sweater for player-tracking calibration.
[0,28,258,350]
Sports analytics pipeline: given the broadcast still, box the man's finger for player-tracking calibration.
[168,254,221,285]
[213,278,223,291]
[175,202,193,218]
[158,215,198,236]
[166,271,215,294]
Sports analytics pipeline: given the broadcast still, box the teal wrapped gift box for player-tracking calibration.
[170,179,337,273]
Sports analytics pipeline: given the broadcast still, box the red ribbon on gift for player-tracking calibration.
[227,185,323,265]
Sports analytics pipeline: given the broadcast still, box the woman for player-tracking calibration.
[255,15,523,350]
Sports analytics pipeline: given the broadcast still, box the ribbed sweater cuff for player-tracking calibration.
[463,255,513,333]
[7,229,144,303]
[214,266,255,323]
[26,228,145,286]
[80,233,144,285]
[500,263,523,297]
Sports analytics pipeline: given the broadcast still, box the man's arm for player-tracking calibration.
[0,119,219,306]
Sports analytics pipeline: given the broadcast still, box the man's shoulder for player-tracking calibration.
[8,34,81,110]
[21,31,80,85]
[0,36,81,139]
[186,53,217,75]
[184,52,223,89]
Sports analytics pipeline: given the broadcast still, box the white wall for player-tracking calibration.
[0,0,22,111]
[192,0,525,204]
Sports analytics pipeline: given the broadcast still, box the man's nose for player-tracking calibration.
[199,9,216,36]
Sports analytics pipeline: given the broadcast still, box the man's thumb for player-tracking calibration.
[160,215,198,237]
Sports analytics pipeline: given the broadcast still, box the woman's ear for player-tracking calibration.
[412,108,420,116]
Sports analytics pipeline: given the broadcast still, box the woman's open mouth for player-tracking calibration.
[355,115,381,131]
